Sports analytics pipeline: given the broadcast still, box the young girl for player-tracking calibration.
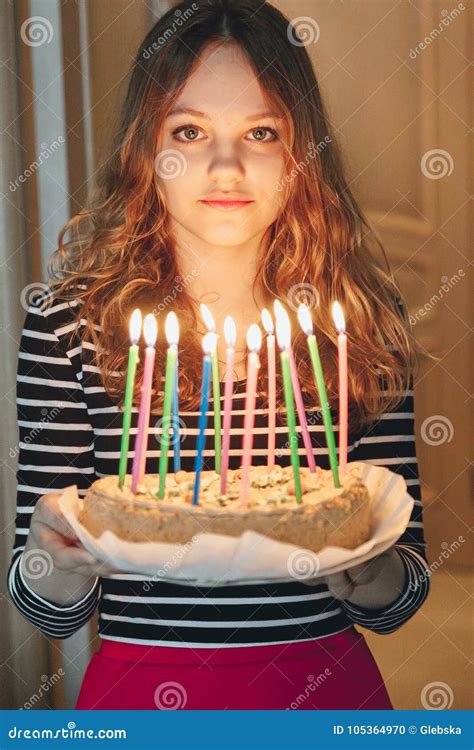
[8,0,431,710]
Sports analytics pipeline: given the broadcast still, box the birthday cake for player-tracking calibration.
[79,463,371,554]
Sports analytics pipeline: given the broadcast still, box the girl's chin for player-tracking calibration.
[190,230,256,247]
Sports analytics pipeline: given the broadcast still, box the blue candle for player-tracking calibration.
[172,354,181,472]
[192,332,216,505]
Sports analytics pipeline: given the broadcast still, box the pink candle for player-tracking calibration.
[220,316,236,495]
[274,301,316,473]
[131,314,157,493]
[261,309,276,470]
[332,302,348,475]
[239,324,262,508]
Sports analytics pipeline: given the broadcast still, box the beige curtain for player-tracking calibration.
[0,0,51,709]
[0,0,160,710]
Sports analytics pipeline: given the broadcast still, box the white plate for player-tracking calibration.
[59,462,414,586]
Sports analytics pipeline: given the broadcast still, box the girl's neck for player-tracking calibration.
[174,225,269,316]
[173,228,273,379]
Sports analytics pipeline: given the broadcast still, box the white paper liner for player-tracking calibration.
[58,461,414,587]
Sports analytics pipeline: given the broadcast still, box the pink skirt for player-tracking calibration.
[75,626,393,710]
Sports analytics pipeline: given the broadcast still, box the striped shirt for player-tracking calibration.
[8,291,431,647]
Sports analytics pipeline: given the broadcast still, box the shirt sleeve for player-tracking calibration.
[340,376,431,634]
[6,292,101,639]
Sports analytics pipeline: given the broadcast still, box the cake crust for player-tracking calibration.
[79,464,371,554]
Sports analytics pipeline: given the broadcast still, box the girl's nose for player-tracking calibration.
[207,146,245,183]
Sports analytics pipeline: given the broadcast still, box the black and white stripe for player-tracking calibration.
[7,292,431,645]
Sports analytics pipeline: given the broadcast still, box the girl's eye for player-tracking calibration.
[171,124,279,145]
[172,125,204,143]
[247,127,279,143]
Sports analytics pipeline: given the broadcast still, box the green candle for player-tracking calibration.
[298,304,340,487]
[274,303,302,503]
[158,312,179,499]
[118,309,141,488]
[200,304,222,474]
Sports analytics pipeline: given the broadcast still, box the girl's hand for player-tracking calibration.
[323,546,406,610]
[26,491,118,579]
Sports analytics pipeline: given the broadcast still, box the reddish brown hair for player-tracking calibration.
[48,0,420,432]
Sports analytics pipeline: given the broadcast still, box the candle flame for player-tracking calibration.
[143,313,158,347]
[273,299,284,317]
[261,308,274,335]
[165,311,179,346]
[200,303,216,332]
[332,301,346,333]
[297,303,313,336]
[274,304,291,350]
[129,308,142,344]
[224,316,237,347]
[247,323,262,352]
[202,331,217,355]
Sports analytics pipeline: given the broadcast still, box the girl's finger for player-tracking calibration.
[37,499,79,540]
[53,545,98,571]
[37,524,83,556]
[324,571,355,600]
[347,550,393,586]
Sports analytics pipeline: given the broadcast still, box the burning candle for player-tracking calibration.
[298,303,340,487]
[131,313,157,493]
[261,308,276,470]
[274,305,302,503]
[158,312,179,499]
[118,309,142,488]
[200,304,222,474]
[172,354,181,472]
[274,300,316,473]
[220,316,237,495]
[332,301,348,476]
[239,324,262,508]
[193,332,216,505]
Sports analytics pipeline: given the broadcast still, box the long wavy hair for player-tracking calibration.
[48,0,421,434]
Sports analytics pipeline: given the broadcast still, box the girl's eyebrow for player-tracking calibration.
[166,106,284,121]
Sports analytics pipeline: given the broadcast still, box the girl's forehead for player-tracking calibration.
[170,80,284,128]
[175,43,272,110]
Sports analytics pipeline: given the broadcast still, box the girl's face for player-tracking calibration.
[156,43,288,249]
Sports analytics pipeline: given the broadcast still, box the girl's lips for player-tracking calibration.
[200,200,254,210]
